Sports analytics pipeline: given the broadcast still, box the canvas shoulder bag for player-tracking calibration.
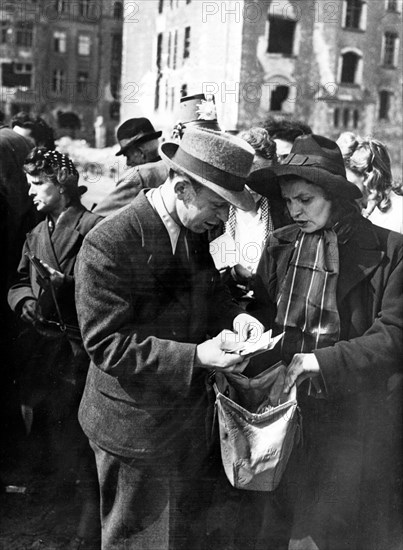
[213,361,301,492]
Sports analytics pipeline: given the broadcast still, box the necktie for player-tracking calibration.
[175,228,189,266]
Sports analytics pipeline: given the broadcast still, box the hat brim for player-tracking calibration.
[248,165,362,200]
[116,131,163,156]
[159,141,254,211]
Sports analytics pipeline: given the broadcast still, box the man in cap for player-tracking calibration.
[93,117,168,217]
[75,126,263,549]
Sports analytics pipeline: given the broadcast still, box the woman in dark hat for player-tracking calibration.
[248,134,402,549]
[8,147,102,548]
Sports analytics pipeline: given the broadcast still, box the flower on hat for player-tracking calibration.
[196,99,217,121]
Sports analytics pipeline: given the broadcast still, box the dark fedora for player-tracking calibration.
[115,118,162,156]
[160,126,254,211]
[178,93,221,131]
[248,134,362,200]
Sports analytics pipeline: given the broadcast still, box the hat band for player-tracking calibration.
[172,147,246,192]
[283,154,346,176]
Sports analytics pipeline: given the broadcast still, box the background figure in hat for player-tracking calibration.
[209,127,289,304]
[75,126,263,550]
[8,147,102,548]
[93,117,168,218]
[337,132,403,233]
[94,96,222,218]
[242,134,402,550]
[171,93,221,140]
[261,114,312,163]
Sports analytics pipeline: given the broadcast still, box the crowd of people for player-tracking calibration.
[0,99,402,550]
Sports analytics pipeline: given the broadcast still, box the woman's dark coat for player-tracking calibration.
[250,218,403,548]
[8,205,101,415]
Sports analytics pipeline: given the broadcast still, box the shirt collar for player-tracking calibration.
[146,187,181,254]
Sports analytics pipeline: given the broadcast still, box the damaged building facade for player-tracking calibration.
[0,0,123,144]
[121,0,401,175]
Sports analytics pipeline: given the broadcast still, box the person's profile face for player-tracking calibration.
[124,145,145,167]
[27,173,64,215]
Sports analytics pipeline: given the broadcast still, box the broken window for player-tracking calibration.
[111,33,122,99]
[52,69,65,94]
[53,31,66,53]
[113,2,123,19]
[267,17,295,55]
[16,21,33,47]
[333,108,340,128]
[78,34,91,55]
[1,62,32,87]
[1,20,10,44]
[379,90,392,120]
[270,85,289,111]
[386,0,398,11]
[383,32,398,66]
[345,0,363,29]
[77,71,89,94]
[340,51,360,83]
[183,26,191,60]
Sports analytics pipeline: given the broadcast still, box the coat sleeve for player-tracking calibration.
[315,246,403,398]
[75,226,197,396]
[92,167,144,217]
[7,239,36,313]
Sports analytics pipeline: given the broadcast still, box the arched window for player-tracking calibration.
[340,50,362,84]
[270,85,289,111]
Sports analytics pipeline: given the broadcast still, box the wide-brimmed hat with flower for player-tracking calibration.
[248,134,362,200]
[160,127,255,210]
[115,118,162,156]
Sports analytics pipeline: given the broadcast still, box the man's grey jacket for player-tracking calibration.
[76,190,243,458]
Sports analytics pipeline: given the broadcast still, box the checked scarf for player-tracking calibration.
[276,230,340,365]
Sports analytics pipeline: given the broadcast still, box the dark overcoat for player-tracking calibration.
[8,205,101,410]
[250,218,403,548]
[76,190,243,459]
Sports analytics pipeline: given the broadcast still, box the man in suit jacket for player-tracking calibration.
[75,127,264,549]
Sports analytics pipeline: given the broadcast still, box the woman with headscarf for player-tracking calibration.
[8,147,102,548]
[248,134,402,550]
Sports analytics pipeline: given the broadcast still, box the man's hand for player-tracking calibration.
[232,313,264,343]
[195,330,250,373]
[283,353,321,393]
[38,261,65,289]
[21,299,37,324]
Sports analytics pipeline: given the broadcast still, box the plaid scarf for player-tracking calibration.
[225,198,274,245]
[276,230,340,364]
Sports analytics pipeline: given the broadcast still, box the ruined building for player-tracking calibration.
[121,0,401,175]
[0,0,123,144]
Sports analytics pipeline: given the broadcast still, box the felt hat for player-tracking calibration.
[247,134,362,200]
[116,118,162,156]
[178,93,221,131]
[160,127,255,211]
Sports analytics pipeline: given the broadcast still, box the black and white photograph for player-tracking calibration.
[0,1,402,549]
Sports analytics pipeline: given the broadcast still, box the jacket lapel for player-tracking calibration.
[51,206,86,267]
